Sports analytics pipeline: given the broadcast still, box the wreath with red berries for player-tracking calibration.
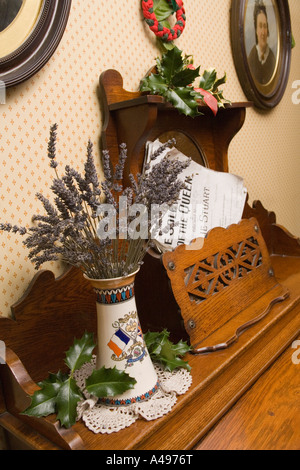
[142,0,186,42]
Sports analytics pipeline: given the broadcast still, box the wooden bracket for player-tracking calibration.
[163,218,289,351]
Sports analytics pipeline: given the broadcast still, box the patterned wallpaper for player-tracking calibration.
[0,0,299,319]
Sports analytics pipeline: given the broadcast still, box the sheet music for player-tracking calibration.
[144,139,248,251]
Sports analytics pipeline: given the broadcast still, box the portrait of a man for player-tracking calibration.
[247,0,277,85]
[0,0,23,33]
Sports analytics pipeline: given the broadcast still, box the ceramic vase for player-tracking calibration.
[84,269,159,406]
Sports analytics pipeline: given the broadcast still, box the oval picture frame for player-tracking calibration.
[0,0,72,88]
[230,0,292,109]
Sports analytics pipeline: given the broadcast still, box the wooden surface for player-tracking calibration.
[195,255,300,450]
[0,251,299,450]
[195,334,300,450]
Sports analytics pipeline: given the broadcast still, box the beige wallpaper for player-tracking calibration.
[0,0,299,319]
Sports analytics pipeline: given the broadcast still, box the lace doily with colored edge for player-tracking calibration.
[74,356,192,435]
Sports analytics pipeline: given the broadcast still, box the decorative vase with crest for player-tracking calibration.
[85,269,160,406]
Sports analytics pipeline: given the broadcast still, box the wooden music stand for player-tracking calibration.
[163,218,289,352]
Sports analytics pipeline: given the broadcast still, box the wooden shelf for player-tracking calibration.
[0,254,299,450]
[100,69,252,179]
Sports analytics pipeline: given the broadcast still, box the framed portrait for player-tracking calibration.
[230,0,292,109]
[0,0,72,88]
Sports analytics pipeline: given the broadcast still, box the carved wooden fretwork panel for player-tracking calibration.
[163,218,289,351]
[185,237,263,305]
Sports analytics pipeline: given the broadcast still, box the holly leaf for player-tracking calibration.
[165,87,202,117]
[144,330,167,351]
[140,73,168,95]
[158,38,175,51]
[85,366,137,398]
[22,379,63,418]
[212,72,227,92]
[159,354,191,372]
[64,331,96,374]
[140,48,203,116]
[199,68,217,91]
[153,0,174,21]
[38,370,69,386]
[172,65,200,87]
[159,46,184,82]
[160,340,191,372]
[144,329,191,372]
[56,377,83,429]
[214,89,231,107]
[169,339,191,356]
[144,329,169,356]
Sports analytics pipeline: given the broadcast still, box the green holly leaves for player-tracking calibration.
[164,87,200,118]
[86,367,136,397]
[197,68,230,108]
[156,46,188,82]
[153,0,174,22]
[22,376,63,419]
[140,46,230,117]
[64,332,96,372]
[140,46,202,118]
[22,329,191,429]
[144,329,191,372]
[22,332,135,429]
[55,378,83,429]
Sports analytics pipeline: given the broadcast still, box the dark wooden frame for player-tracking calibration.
[230,0,292,109]
[0,0,72,88]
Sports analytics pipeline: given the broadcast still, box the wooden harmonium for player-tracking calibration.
[137,218,289,351]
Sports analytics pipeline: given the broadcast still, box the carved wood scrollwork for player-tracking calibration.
[185,236,263,305]
[163,218,289,351]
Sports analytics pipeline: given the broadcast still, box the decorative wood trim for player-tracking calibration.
[1,267,96,382]
[1,348,85,450]
[162,218,289,349]
[243,199,300,256]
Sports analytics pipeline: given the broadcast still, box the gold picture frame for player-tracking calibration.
[0,0,72,87]
[0,0,43,58]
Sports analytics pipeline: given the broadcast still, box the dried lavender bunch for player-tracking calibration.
[97,138,190,275]
[0,125,190,279]
[1,125,105,278]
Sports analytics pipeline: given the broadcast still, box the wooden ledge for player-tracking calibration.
[76,267,300,449]
[0,254,299,449]
[100,69,252,111]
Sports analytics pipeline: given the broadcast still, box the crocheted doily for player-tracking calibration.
[74,356,192,434]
